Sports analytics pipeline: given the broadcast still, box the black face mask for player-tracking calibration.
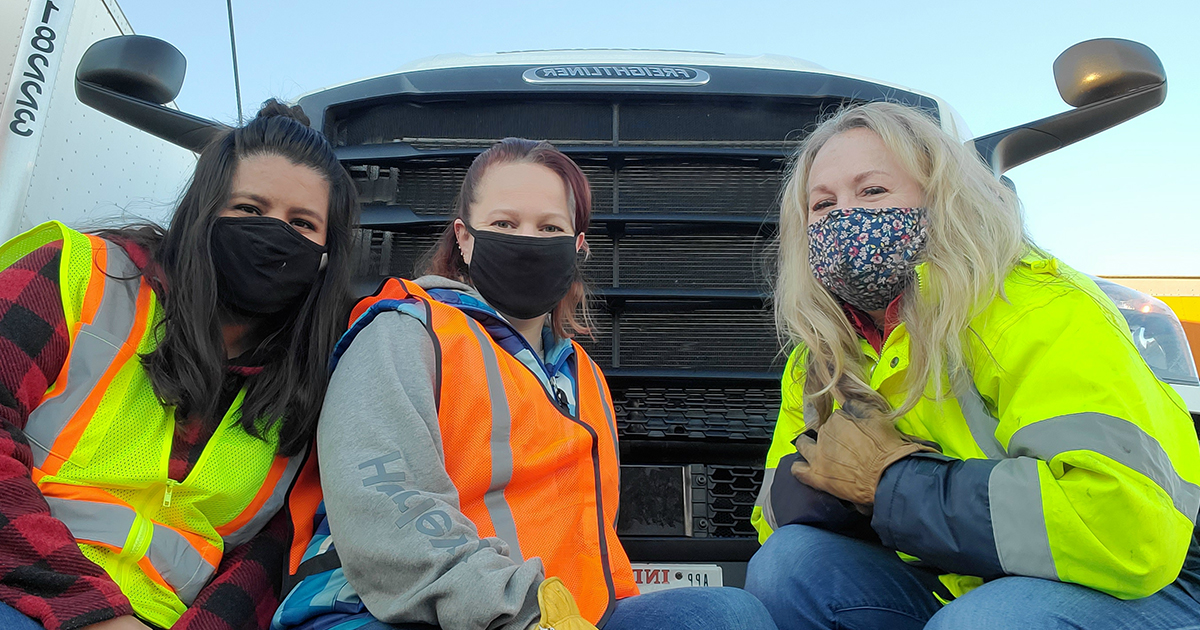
[466,225,578,320]
[210,217,327,315]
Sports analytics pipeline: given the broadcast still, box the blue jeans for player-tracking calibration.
[603,586,777,630]
[355,586,776,630]
[0,602,45,630]
[745,524,1200,630]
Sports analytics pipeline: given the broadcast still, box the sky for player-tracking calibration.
[117,0,1200,276]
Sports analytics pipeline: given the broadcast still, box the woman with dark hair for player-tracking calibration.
[274,138,776,630]
[0,100,358,630]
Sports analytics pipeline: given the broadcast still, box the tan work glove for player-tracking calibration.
[529,577,598,630]
[791,400,938,506]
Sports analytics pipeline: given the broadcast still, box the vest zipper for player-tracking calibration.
[118,507,154,587]
[162,479,178,507]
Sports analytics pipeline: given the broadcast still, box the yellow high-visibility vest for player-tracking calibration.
[0,221,306,628]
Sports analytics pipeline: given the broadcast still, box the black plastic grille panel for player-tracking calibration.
[336,100,612,147]
[618,100,819,144]
[616,234,774,289]
[617,164,781,216]
[618,310,781,370]
[613,386,779,441]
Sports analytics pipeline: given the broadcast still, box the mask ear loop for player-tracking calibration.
[319,252,328,271]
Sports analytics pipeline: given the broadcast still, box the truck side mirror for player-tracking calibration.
[76,35,229,153]
[970,38,1166,176]
[1054,39,1165,108]
[77,35,186,104]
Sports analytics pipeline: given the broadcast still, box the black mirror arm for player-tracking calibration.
[76,79,230,153]
[970,80,1166,177]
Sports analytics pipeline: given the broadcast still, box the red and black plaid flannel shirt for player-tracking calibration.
[0,241,291,630]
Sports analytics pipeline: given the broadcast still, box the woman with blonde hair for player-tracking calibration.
[743,101,1200,629]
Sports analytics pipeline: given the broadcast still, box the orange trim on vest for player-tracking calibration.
[288,454,323,574]
[351,278,638,624]
[38,480,126,504]
[216,456,291,537]
[40,279,154,476]
[137,556,173,591]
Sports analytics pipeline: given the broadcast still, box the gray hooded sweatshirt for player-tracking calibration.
[316,276,544,630]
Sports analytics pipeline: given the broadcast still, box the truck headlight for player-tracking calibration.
[1093,277,1200,387]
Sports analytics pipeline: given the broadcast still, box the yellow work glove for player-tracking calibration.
[531,577,597,630]
[791,400,938,506]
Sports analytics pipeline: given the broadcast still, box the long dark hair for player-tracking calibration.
[423,138,591,338]
[98,99,358,456]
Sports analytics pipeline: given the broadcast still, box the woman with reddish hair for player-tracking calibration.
[273,138,776,630]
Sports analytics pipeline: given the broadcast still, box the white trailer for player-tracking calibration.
[0,0,195,243]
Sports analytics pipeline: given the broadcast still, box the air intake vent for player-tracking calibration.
[332,97,828,149]
[701,465,763,538]
[336,100,612,148]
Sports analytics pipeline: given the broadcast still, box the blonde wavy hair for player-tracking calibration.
[774,101,1033,425]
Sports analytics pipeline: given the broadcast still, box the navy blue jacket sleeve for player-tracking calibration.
[770,453,878,541]
[871,454,1006,578]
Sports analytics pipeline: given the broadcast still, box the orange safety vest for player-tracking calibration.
[347,278,639,624]
[2,222,312,627]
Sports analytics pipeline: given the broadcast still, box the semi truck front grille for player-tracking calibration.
[339,94,799,550]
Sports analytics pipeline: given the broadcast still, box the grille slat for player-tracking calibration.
[614,386,779,441]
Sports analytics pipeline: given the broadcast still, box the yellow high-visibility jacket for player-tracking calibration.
[753,253,1200,601]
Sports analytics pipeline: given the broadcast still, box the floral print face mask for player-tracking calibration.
[807,207,928,312]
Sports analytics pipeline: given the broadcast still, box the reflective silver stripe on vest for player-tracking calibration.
[1008,413,1200,523]
[988,457,1058,580]
[951,375,1007,460]
[45,496,135,548]
[802,402,817,427]
[26,241,141,468]
[149,522,217,605]
[588,360,620,468]
[757,467,778,530]
[221,451,307,549]
[464,318,523,561]
[47,497,216,604]
[586,358,621,528]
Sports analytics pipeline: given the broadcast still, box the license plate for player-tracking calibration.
[630,563,723,592]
